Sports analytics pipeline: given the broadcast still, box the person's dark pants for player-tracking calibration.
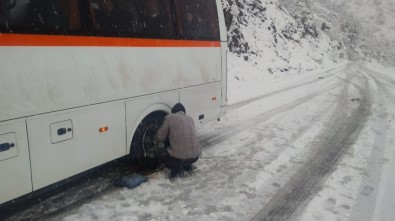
[155,148,199,177]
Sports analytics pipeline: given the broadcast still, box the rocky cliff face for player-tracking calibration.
[291,0,394,64]
[222,0,342,77]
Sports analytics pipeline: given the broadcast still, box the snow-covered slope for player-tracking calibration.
[222,0,344,104]
[330,0,395,41]
[313,0,395,64]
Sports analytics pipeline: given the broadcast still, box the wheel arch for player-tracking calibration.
[127,103,171,155]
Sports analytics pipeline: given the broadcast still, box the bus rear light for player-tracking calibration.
[212,96,217,101]
[99,127,108,133]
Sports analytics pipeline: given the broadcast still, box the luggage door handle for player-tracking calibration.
[0,143,15,152]
[57,128,72,136]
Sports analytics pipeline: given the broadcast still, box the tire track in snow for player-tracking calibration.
[230,66,347,110]
[182,96,337,220]
[251,64,373,221]
[199,64,349,145]
[199,81,343,148]
[365,66,395,89]
[235,99,335,175]
[348,65,394,221]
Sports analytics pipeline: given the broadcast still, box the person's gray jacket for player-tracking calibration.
[156,111,202,159]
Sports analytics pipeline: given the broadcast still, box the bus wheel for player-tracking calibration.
[130,112,166,169]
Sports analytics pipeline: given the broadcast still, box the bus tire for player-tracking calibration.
[130,111,167,169]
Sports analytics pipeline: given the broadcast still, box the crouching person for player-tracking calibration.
[156,103,202,179]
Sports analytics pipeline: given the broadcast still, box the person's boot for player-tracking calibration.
[182,164,194,173]
[169,168,182,179]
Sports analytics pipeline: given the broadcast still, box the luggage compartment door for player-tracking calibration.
[27,102,126,190]
[180,82,221,124]
[0,119,32,204]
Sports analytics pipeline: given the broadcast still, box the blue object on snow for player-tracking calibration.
[113,173,148,189]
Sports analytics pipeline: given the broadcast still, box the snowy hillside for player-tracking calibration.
[326,0,395,47]
[222,0,344,104]
[313,0,395,64]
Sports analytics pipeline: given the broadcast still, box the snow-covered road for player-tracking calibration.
[9,62,395,221]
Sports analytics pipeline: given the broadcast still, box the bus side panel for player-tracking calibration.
[26,102,126,190]
[221,42,228,107]
[216,0,228,42]
[125,91,178,153]
[0,47,221,122]
[0,119,32,204]
[180,82,221,124]
[216,0,228,108]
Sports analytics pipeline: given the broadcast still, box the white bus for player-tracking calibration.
[0,0,227,205]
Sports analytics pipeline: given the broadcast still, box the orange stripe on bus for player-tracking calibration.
[0,34,220,47]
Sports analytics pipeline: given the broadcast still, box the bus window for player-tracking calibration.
[88,0,173,39]
[174,0,220,40]
[88,0,140,36]
[140,0,173,38]
[0,0,82,34]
